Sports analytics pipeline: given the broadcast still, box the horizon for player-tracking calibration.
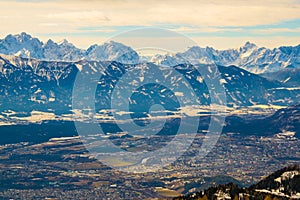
[0,0,299,50]
[2,32,300,55]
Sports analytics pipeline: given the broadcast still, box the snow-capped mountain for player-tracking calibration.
[0,33,300,74]
[152,41,300,74]
[43,39,85,61]
[0,32,44,59]
[0,33,139,63]
[86,41,139,64]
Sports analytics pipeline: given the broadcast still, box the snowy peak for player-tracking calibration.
[0,33,139,63]
[85,40,139,64]
[239,41,258,57]
[0,33,44,59]
[240,41,257,51]
[13,32,33,42]
[45,39,55,46]
[43,38,83,61]
[1,32,34,45]
[58,39,69,45]
[104,40,125,47]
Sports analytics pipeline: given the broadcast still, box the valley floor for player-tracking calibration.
[0,132,299,199]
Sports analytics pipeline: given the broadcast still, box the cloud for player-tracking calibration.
[1,0,300,27]
[170,26,244,34]
[39,23,59,27]
[250,28,300,34]
[46,11,110,22]
[0,0,299,48]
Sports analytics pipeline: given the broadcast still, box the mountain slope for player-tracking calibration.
[250,165,300,196]
[0,55,298,113]
[224,104,300,138]
[175,165,300,200]
[0,56,299,146]
[262,68,300,87]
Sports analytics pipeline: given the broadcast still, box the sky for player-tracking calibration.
[0,0,300,50]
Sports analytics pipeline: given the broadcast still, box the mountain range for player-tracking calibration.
[154,42,300,74]
[0,32,299,117]
[1,33,300,74]
[0,33,299,199]
[0,54,299,114]
[0,32,139,64]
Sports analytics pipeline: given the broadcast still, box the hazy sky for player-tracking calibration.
[0,0,300,50]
